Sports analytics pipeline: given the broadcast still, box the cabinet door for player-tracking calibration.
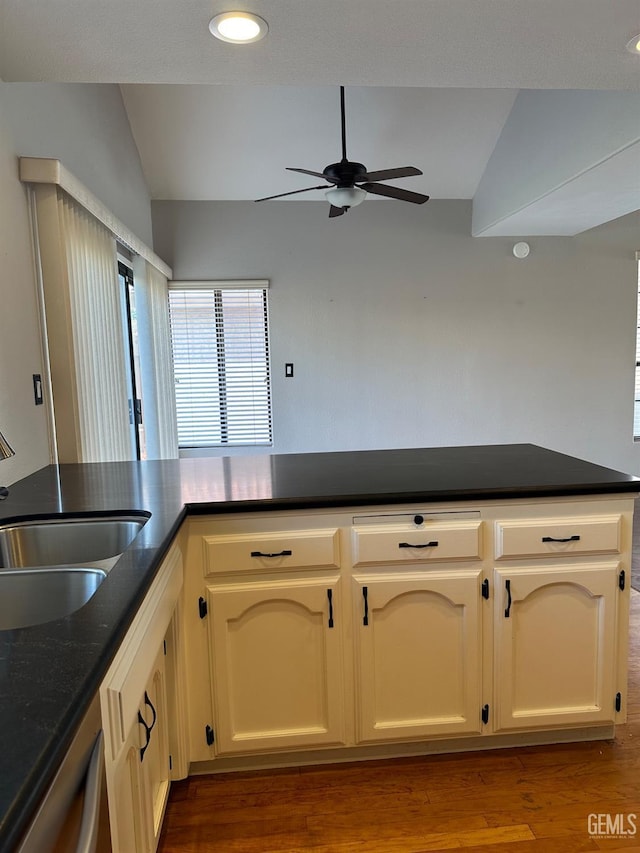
[107,642,170,853]
[208,578,345,755]
[139,644,170,851]
[493,563,620,731]
[353,571,483,743]
[110,731,150,853]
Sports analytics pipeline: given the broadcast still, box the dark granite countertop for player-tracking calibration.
[0,443,638,851]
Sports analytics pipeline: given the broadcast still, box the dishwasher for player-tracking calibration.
[16,696,112,853]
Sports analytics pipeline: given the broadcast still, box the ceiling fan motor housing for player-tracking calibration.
[323,160,367,187]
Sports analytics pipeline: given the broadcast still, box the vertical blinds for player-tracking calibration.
[26,165,175,464]
[134,257,179,459]
[168,282,272,447]
[635,262,640,438]
[58,191,131,461]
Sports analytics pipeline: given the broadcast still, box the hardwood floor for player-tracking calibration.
[158,592,640,852]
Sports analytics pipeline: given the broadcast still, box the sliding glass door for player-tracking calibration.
[118,261,146,460]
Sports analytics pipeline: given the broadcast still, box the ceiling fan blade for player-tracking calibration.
[360,166,423,182]
[359,182,430,205]
[255,185,328,202]
[329,205,346,218]
[286,167,338,184]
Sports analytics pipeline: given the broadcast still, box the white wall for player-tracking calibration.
[0,82,153,485]
[2,84,153,245]
[152,199,640,476]
[0,90,49,484]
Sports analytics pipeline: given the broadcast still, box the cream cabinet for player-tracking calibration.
[351,518,482,566]
[107,642,169,853]
[353,571,483,742]
[351,514,485,744]
[182,495,635,770]
[207,577,346,755]
[100,542,185,853]
[139,644,171,851]
[108,701,149,851]
[492,563,620,732]
[494,515,622,560]
[182,516,346,761]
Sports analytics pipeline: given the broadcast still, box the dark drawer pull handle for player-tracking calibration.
[398,541,439,549]
[362,586,369,626]
[138,691,157,762]
[138,712,151,762]
[504,579,512,618]
[251,549,292,558]
[327,588,334,628]
[144,690,157,732]
[541,535,580,543]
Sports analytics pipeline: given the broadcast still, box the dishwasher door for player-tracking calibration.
[16,696,111,853]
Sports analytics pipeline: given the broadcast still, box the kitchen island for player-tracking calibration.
[0,444,638,851]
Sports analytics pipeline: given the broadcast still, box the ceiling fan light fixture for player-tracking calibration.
[209,12,268,44]
[325,186,366,209]
[626,34,640,54]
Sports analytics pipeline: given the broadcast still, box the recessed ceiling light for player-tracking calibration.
[626,34,640,54]
[209,12,268,44]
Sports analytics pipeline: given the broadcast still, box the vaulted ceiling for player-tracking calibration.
[1,0,639,235]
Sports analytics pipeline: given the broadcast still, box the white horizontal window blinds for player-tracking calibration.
[168,282,272,447]
[58,191,131,461]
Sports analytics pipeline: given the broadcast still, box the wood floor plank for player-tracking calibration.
[479,755,640,788]
[164,823,535,853]
[302,823,535,853]
[444,840,599,853]
[304,811,489,841]
[529,808,640,838]
[485,798,640,832]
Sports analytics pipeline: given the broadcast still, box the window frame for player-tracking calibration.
[168,280,272,449]
[635,256,640,441]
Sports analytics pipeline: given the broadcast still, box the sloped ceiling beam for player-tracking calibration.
[472,91,640,237]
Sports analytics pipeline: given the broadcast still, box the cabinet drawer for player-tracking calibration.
[352,521,482,566]
[495,515,621,559]
[203,529,340,575]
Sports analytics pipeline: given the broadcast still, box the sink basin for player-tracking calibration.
[0,513,147,570]
[0,567,107,630]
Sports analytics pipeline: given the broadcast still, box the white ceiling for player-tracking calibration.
[119,85,518,202]
[1,0,639,89]
[1,0,639,233]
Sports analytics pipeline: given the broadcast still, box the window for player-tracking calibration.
[168,281,272,447]
[118,261,146,459]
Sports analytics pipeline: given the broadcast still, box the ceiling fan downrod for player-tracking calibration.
[340,85,347,162]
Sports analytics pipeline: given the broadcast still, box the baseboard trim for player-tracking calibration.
[188,724,616,776]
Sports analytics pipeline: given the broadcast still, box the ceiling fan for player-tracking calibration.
[255,86,430,218]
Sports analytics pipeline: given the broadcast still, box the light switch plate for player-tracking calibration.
[33,374,43,405]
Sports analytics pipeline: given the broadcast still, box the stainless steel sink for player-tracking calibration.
[0,514,147,570]
[0,567,107,630]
